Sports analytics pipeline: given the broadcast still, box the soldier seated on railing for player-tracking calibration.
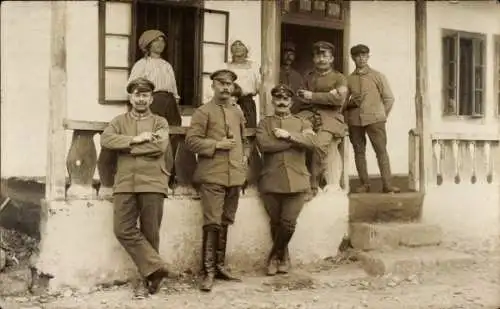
[294,41,348,200]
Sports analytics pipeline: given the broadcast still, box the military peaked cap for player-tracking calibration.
[210,69,238,82]
[312,41,335,53]
[126,77,155,94]
[271,83,294,98]
[350,44,370,56]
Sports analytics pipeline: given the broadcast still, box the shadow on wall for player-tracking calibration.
[0,178,44,239]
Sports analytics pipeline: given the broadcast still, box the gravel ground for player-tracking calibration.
[1,252,499,309]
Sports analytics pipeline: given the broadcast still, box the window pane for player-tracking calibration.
[299,0,312,11]
[313,0,326,12]
[106,2,131,35]
[203,43,226,73]
[459,38,473,116]
[326,1,341,18]
[474,39,484,65]
[474,90,483,115]
[105,69,129,101]
[105,36,129,68]
[203,11,226,43]
[202,74,214,104]
[447,63,456,87]
[474,66,483,90]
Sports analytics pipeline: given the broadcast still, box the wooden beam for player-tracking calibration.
[415,0,431,193]
[46,2,68,201]
[260,0,281,117]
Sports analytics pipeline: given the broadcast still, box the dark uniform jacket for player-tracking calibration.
[101,112,170,195]
[186,98,247,187]
[256,115,317,193]
[298,70,348,136]
[345,66,394,126]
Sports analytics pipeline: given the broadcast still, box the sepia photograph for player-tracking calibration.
[0,0,499,308]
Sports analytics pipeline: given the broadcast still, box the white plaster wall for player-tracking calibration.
[427,1,500,135]
[348,1,416,176]
[36,192,348,289]
[1,2,52,178]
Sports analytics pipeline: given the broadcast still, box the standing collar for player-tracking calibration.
[354,66,371,75]
[129,109,153,120]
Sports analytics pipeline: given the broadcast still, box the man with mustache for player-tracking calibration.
[345,44,399,193]
[279,42,304,113]
[295,41,348,199]
[101,77,170,299]
[256,84,318,275]
[186,69,247,292]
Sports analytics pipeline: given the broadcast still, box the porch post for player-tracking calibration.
[260,0,281,117]
[415,0,431,193]
[46,2,68,201]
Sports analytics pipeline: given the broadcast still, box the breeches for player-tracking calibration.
[199,183,240,227]
[261,192,305,233]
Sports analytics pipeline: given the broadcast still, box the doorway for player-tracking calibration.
[281,23,344,75]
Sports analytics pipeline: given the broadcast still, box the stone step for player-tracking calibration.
[349,192,424,223]
[349,222,443,250]
[356,247,475,277]
[349,174,412,193]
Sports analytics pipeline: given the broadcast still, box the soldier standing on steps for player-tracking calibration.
[295,41,349,200]
[186,69,247,292]
[345,44,400,194]
[100,77,170,299]
[256,84,318,276]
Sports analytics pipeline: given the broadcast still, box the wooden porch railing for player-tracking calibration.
[62,119,350,200]
[408,129,499,189]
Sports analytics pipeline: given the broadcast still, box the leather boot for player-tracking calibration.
[200,226,217,292]
[274,226,294,274]
[215,225,241,281]
[266,225,279,276]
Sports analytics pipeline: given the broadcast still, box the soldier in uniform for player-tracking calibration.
[101,77,170,299]
[295,41,348,199]
[345,44,399,193]
[279,41,304,114]
[256,84,318,276]
[186,69,247,292]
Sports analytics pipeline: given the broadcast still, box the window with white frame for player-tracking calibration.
[98,0,229,112]
[442,30,486,118]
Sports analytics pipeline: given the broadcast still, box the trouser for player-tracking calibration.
[348,121,393,188]
[237,95,257,128]
[113,193,165,278]
[198,183,240,227]
[151,91,182,183]
[261,192,305,235]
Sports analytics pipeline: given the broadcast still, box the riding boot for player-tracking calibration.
[200,226,217,292]
[266,224,279,276]
[215,225,241,281]
[275,226,294,274]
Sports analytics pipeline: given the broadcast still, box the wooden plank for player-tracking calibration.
[46,2,68,201]
[431,132,500,142]
[260,1,281,117]
[63,119,257,136]
[414,0,432,194]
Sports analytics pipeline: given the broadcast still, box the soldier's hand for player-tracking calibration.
[273,128,291,140]
[131,132,153,144]
[297,89,313,100]
[216,137,236,150]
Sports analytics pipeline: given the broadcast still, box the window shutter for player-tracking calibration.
[472,38,485,117]
[99,0,133,104]
[495,36,500,116]
[442,33,458,116]
[200,9,229,104]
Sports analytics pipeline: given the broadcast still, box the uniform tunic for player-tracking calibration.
[297,70,348,137]
[186,98,247,187]
[101,112,170,195]
[345,66,394,127]
[257,115,315,193]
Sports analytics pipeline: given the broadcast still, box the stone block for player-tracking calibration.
[357,247,474,277]
[349,223,399,250]
[349,192,424,223]
[349,223,443,250]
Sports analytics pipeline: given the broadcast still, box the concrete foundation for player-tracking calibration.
[35,190,348,289]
